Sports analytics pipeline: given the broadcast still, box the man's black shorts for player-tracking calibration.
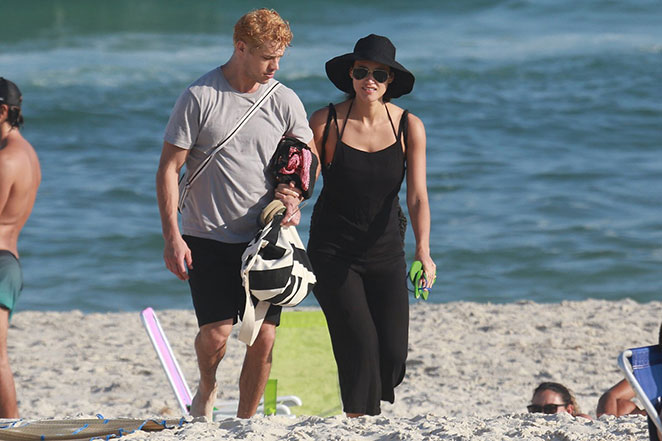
[183,235,282,327]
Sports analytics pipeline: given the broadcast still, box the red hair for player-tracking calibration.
[233,9,292,50]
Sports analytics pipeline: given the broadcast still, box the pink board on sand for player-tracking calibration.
[140,307,192,415]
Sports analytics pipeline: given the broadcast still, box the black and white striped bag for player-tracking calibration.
[238,214,316,345]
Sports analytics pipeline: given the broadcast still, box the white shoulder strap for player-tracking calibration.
[184,81,281,189]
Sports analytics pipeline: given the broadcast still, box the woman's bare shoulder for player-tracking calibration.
[404,110,424,132]
[310,100,351,126]
[309,107,330,127]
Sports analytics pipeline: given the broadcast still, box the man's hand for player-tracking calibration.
[163,235,193,281]
[275,182,303,227]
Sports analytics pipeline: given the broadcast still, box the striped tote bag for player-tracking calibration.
[239,214,316,345]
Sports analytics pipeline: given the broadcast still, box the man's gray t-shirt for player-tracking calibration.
[164,67,313,243]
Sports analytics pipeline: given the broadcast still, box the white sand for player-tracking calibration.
[6,299,661,440]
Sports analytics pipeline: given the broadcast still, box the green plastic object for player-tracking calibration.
[270,311,343,416]
[263,379,278,416]
[409,260,431,300]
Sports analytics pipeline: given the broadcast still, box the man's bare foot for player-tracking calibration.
[190,383,218,420]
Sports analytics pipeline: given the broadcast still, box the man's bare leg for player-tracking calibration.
[237,321,276,418]
[190,319,233,419]
[0,308,18,418]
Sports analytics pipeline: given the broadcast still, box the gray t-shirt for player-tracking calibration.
[164,67,313,243]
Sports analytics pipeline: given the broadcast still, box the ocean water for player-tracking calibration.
[1,0,660,312]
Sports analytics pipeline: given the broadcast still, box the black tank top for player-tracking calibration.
[308,102,408,260]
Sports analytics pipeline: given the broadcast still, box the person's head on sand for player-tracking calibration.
[528,382,583,416]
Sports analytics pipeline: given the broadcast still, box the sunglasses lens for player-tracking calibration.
[528,404,563,414]
[351,68,389,83]
[543,404,561,414]
[372,70,389,83]
[352,68,368,80]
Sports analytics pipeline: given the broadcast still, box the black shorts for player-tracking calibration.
[183,235,281,327]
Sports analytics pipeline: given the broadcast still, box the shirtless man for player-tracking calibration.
[0,78,41,418]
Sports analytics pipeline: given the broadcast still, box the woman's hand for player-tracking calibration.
[415,253,436,288]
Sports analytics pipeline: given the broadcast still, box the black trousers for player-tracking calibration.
[310,250,408,415]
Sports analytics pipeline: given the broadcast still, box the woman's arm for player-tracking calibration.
[405,112,436,283]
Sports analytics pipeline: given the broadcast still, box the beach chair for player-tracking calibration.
[618,345,662,440]
[140,307,301,419]
[270,310,343,416]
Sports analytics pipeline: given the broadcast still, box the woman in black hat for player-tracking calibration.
[307,34,435,416]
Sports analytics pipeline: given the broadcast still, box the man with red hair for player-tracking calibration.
[156,9,313,419]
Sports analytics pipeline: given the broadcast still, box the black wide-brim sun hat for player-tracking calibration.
[325,34,415,99]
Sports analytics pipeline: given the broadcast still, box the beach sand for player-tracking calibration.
[5,299,661,440]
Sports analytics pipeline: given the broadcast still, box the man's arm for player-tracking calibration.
[273,138,316,227]
[156,141,192,280]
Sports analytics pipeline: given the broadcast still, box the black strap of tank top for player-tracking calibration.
[399,109,410,151]
[321,103,338,166]
[384,105,398,140]
[338,99,354,141]
[399,109,410,170]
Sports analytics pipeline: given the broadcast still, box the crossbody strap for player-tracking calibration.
[184,81,281,188]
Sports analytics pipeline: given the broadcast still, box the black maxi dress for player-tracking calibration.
[308,102,410,415]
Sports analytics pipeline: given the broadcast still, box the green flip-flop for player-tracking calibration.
[408,260,432,301]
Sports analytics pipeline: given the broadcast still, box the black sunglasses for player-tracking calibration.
[527,403,567,414]
[351,67,390,83]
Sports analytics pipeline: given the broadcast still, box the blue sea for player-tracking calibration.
[1,0,660,312]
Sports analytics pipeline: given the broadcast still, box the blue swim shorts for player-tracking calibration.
[0,250,23,319]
